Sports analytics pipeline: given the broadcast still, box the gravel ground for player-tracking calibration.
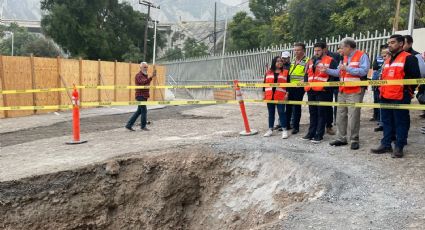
[1,93,425,229]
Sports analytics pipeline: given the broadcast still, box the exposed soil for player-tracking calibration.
[1,99,425,229]
[0,146,320,230]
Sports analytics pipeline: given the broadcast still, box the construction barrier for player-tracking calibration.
[1,79,425,95]
[66,86,87,145]
[1,99,424,111]
[234,80,258,136]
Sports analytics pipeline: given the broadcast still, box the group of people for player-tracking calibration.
[124,35,424,159]
[263,34,425,158]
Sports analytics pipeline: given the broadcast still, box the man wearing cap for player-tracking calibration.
[281,51,291,70]
[125,62,157,131]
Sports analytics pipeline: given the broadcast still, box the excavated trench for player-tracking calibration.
[0,146,327,229]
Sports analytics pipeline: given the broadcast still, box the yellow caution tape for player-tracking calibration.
[0,88,69,94]
[238,79,425,88]
[1,79,424,95]
[0,105,73,111]
[0,85,233,94]
[1,99,424,111]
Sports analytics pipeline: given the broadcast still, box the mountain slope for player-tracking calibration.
[1,0,250,23]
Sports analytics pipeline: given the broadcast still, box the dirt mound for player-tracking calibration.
[0,146,324,229]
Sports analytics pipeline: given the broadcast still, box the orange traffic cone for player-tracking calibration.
[66,85,87,145]
[234,80,258,136]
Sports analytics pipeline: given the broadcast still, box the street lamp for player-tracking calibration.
[152,20,158,65]
[3,31,14,56]
[408,0,415,36]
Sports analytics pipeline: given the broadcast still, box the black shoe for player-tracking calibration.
[301,134,313,140]
[329,140,348,146]
[350,142,360,150]
[286,126,293,130]
[291,129,299,135]
[125,126,136,131]
[374,126,384,132]
[311,137,323,144]
[391,147,404,158]
[141,127,150,131]
[371,145,393,154]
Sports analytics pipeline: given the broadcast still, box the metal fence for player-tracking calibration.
[161,30,391,85]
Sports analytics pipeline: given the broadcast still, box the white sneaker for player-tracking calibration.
[263,129,273,137]
[282,130,289,139]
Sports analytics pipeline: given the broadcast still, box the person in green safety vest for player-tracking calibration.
[286,43,309,135]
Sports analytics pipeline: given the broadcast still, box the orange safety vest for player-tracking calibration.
[264,69,288,100]
[380,51,411,100]
[305,55,333,92]
[340,50,364,94]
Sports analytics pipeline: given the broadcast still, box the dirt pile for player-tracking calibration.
[0,146,324,229]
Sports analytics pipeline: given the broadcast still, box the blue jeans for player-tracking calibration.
[380,91,411,150]
[126,96,148,129]
[286,87,305,130]
[267,103,286,129]
[307,91,333,139]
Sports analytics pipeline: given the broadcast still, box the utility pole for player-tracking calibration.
[139,0,160,62]
[393,0,401,33]
[213,1,217,55]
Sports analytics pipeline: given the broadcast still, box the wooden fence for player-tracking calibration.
[0,55,166,118]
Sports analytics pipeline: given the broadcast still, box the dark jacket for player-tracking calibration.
[135,71,152,99]
[388,50,420,94]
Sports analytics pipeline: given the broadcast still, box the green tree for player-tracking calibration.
[227,12,262,51]
[41,0,165,61]
[249,0,288,23]
[24,37,62,57]
[286,0,338,42]
[0,23,62,57]
[183,38,208,58]
[329,0,396,36]
[161,47,184,61]
[122,44,143,63]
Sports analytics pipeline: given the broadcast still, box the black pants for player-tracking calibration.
[307,91,333,139]
[373,87,381,120]
[326,88,338,128]
[381,91,411,150]
[286,87,305,130]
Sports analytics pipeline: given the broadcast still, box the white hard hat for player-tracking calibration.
[281,51,290,58]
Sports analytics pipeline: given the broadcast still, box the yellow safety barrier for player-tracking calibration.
[1,79,424,95]
[238,79,425,88]
[1,99,424,111]
[0,85,233,95]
